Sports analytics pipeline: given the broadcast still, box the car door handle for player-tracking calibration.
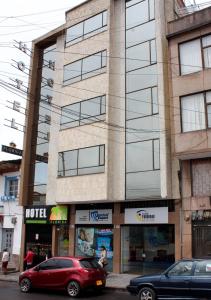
[184,280,190,283]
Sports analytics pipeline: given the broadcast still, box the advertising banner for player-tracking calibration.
[125,207,168,224]
[24,205,68,224]
[75,209,112,224]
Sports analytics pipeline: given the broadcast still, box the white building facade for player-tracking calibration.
[0,159,23,270]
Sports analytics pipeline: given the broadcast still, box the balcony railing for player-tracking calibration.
[175,1,211,17]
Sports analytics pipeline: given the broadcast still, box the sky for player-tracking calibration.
[0,0,208,161]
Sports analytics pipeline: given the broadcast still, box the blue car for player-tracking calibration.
[127,259,211,300]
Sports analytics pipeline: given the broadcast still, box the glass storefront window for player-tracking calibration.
[75,227,113,271]
[57,225,69,256]
[121,225,175,274]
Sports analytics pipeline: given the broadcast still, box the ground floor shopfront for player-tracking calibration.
[21,200,180,273]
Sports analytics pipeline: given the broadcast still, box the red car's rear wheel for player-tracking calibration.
[67,280,80,297]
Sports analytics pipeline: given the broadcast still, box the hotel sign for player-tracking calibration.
[24,205,68,224]
[76,209,112,224]
[125,207,168,224]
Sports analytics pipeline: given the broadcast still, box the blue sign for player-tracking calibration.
[1,195,16,202]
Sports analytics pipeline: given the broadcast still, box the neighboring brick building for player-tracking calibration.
[168,6,211,259]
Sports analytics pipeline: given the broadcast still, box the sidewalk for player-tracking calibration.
[0,271,136,290]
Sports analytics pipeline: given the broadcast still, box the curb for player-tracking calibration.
[106,286,127,292]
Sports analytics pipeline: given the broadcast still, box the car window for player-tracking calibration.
[57,259,73,269]
[194,260,211,276]
[168,261,193,276]
[39,259,58,270]
[80,259,99,269]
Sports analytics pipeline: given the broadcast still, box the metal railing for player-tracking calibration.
[175,1,211,17]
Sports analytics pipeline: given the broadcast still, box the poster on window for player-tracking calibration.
[75,227,113,266]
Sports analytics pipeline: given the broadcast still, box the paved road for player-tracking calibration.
[0,281,133,300]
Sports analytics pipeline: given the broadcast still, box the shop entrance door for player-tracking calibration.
[192,224,211,257]
[2,228,13,254]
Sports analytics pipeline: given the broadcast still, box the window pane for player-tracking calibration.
[152,86,158,114]
[149,0,155,20]
[64,60,81,81]
[126,20,155,48]
[126,115,160,143]
[180,39,202,75]
[102,50,107,67]
[58,151,78,176]
[194,260,211,276]
[58,259,73,268]
[78,165,104,175]
[84,14,102,35]
[203,47,211,68]
[181,93,205,132]
[126,0,149,29]
[153,139,160,170]
[126,64,157,93]
[206,91,211,103]
[78,146,99,168]
[66,22,83,43]
[126,140,153,172]
[126,41,150,72]
[126,88,152,120]
[99,145,105,165]
[168,261,193,276]
[202,35,211,47]
[81,98,101,119]
[34,162,48,185]
[150,39,157,64]
[61,103,80,126]
[126,0,143,8]
[207,105,211,128]
[82,52,102,74]
[126,170,160,199]
[103,11,107,26]
[101,95,106,114]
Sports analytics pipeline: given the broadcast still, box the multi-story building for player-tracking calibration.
[20,0,188,273]
[168,6,211,259]
[0,159,23,270]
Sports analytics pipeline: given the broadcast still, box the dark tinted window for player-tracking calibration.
[39,259,58,270]
[80,259,99,269]
[58,259,73,269]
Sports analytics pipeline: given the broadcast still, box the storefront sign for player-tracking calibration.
[75,209,112,224]
[125,207,168,224]
[24,205,68,224]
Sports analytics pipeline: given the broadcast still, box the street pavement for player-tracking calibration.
[0,281,133,300]
[0,271,136,290]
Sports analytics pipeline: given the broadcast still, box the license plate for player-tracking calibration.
[96,280,102,286]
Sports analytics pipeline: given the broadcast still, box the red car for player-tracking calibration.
[19,256,106,297]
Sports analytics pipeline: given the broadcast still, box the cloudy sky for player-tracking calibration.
[0,0,208,160]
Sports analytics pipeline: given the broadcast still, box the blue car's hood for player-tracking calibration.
[130,273,162,284]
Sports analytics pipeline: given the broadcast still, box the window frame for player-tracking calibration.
[58,144,105,178]
[5,176,18,198]
[60,95,106,130]
[179,34,211,76]
[65,10,108,47]
[63,50,107,85]
[126,138,160,174]
[180,90,211,133]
